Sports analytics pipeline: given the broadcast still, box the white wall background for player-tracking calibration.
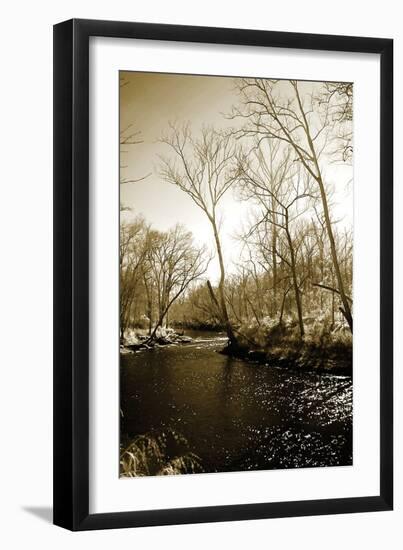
[0,1,400,548]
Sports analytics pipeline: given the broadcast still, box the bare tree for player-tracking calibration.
[237,142,316,337]
[159,123,239,347]
[319,82,353,163]
[187,283,222,327]
[145,224,210,342]
[119,76,151,187]
[120,217,149,339]
[230,79,353,332]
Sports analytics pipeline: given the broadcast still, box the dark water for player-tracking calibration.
[120,331,352,473]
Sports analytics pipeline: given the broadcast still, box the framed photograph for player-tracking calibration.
[53,19,393,530]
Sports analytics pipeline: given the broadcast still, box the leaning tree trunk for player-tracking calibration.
[146,315,164,343]
[293,85,353,332]
[145,288,183,344]
[316,173,353,332]
[211,220,238,348]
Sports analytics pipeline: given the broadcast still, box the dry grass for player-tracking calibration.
[237,315,352,352]
[120,429,202,477]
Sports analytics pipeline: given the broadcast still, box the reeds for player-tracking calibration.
[120,429,202,477]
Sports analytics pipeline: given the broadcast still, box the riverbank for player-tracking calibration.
[223,318,352,376]
[120,321,352,376]
[121,329,193,354]
[221,339,352,376]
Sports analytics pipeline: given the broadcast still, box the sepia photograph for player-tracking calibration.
[119,71,353,478]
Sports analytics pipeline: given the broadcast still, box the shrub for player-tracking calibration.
[236,314,352,352]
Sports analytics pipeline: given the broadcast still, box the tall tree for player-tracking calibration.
[159,123,240,347]
[230,79,353,331]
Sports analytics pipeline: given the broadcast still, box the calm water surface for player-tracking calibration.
[120,331,352,473]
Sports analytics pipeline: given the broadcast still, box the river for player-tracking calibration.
[120,330,352,474]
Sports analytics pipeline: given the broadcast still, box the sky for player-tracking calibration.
[120,71,353,284]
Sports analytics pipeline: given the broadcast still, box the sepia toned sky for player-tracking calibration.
[120,71,353,283]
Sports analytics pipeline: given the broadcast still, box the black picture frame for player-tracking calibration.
[53,18,393,531]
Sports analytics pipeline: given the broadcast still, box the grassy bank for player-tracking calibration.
[224,317,352,376]
[120,429,202,477]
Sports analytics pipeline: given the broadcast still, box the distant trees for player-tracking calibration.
[119,219,209,341]
[169,283,222,329]
[120,217,149,339]
[159,123,240,347]
[119,77,353,348]
[236,141,316,337]
[145,225,209,342]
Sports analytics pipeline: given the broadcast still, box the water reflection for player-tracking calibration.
[120,331,352,474]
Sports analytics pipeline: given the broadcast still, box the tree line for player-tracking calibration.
[120,78,353,348]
